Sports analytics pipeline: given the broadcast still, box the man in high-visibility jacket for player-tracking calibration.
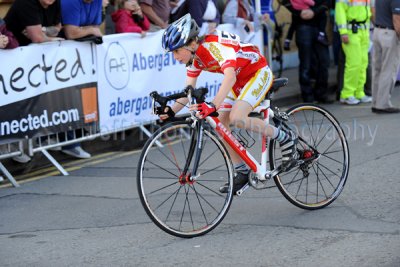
[335,0,372,104]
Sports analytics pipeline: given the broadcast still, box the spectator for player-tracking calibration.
[102,0,110,23]
[284,0,331,103]
[112,0,150,35]
[139,0,171,31]
[335,0,372,105]
[215,0,228,16]
[283,0,329,51]
[59,0,103,159]
[0,143,31,164]
[371,0,400,113]
[4,0,63,46]
[0,18,19,49]
[169,0,221,35]
[222,0,267,32]
[104,0,117,34]
[329,0,341,65]
[61,0,103,40]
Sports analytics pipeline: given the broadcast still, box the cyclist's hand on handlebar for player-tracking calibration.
[159,106,175,121]
[190,102,217,119]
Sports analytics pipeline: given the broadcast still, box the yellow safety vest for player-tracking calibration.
[335,0,372,35]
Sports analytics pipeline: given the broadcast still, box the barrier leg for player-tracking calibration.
[0,163,20,187]
[41,150,69,176]
[139,125,163,148]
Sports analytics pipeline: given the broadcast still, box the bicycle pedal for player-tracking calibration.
[236,183,250,196]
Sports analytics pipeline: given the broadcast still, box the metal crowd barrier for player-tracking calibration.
[0,141,25,187]
[26,123,158,180]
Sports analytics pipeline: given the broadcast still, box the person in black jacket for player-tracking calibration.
[170,0,220,34]
[284,0,331,103]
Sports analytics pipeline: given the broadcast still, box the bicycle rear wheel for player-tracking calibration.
[137,121,234,238]
[269,104,350,210]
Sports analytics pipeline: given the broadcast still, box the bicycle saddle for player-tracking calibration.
[265,77,289,99]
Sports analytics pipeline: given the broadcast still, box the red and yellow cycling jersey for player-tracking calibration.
[187,31,268,97]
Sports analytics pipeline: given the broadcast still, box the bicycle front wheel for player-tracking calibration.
[137,121,234,238]
[269,104,350,210]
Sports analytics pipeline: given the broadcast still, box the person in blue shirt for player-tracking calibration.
[61,0,103,40]
[58,0,103,159]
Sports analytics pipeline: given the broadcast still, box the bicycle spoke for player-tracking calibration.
[142,176,178,180]
[156,144,182,172]
[199,148,220,168]
[320,153,343,165]
[201,164,227,176]
[314,115,326,148]
[294,171,306,199]
[303,110,317,147]
[291,116,307,151]
[183,185,195,231]
[312,164,329,200]
[311,110,316,147]
[166,137,182,174]
[153,185,181,212]
[283,168,301,190]
[196,181,226,198]
[309,117,326,149]
[315,124,334,148]
[316,161,342,179]
[179,186,188,230]
[165,186,182,222]
[323,149,343,155]
[321,136,340,155]
[146,159,179,178]
[189,186,222,214]
[148,181,178,196]
[190,184,209,225]
[316,163,337,190]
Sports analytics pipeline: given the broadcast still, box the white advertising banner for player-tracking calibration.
[0,41,99,142]
[0,41,97,107]
[95,24,263,133]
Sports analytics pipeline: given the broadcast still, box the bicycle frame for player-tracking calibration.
[185,92,280,194]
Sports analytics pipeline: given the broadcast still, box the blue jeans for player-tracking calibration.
[295,24,330,102]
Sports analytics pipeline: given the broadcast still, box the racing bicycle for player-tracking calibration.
[137,78,349,238]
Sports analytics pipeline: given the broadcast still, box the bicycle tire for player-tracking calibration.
[269,104,350,210]
[137,121,234,238]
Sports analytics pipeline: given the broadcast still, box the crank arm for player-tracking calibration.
[236,183,250,196]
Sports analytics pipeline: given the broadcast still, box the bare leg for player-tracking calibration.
[229,100,276,137]
[218,111,243,165]
[218,101,278,165]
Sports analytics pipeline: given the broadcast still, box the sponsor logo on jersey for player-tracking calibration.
[251,70,269,98]
[209,43,224,62]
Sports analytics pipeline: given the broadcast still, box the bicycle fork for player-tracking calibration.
[178,120,204,184]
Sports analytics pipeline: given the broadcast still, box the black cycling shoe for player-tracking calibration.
[219,171,249,195]
[279,130,299,172]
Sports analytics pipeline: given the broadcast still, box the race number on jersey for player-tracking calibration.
[216,31,241,46]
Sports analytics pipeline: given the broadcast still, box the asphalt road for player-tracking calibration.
[0,89,399,267]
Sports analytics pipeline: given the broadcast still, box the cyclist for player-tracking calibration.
[160,13,298,194]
